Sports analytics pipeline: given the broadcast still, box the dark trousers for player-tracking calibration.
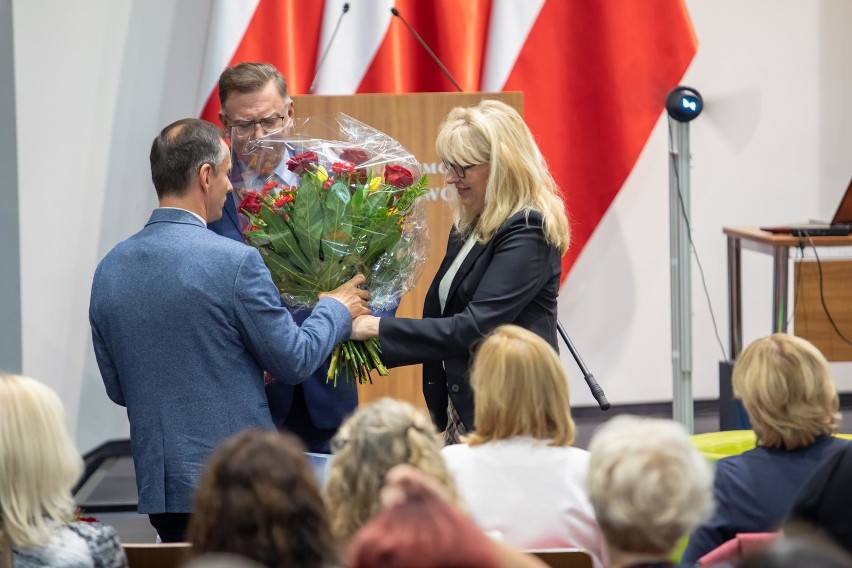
[283,385,337,454]
[149,513,191,543]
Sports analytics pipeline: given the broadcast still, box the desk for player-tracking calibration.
[723,226,852,357]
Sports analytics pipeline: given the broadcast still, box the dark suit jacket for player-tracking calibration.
[379,210,562,431]
[89,209,352,513]
[682,435,851,564]
[208,193,359,436]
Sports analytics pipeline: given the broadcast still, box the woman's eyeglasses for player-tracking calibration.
[442,160,476,179]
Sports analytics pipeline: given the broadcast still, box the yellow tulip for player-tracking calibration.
[316,165,329,182]
[368,176,382,192]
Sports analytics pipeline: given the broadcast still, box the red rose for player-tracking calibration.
[340,148,370,165]
[384,164,414,188]
[286,151,319,175]
[239,191,263,215]
[332,161,356,176]
[323,179,333,190]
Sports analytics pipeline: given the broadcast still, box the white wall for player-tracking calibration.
[562,0,852,407]
[12,0,852,450]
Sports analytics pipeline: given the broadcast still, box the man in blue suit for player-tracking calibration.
[209,62,362,453]
[89,118,370,542]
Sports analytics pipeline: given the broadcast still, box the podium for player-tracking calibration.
[293,92,523,410]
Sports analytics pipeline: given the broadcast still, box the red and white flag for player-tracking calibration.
[200,0,697,279]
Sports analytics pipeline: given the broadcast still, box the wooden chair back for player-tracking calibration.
[528,548,594,568]
[122,542,192,568]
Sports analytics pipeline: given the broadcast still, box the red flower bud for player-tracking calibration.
[340,148,370,165]
[274,195,293,208]
[286,151,319,175]
[332,161,356,176]
[239,191,263,215]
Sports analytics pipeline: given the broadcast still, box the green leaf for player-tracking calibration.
[321,182,352,260]
[292,181,324,267]
[361,216,403,268]
[394,175,430,212]
[258,205,310,273]
[259,248,318,290]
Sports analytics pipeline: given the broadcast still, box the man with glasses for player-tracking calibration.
[208,62,360,454]
[208,62,296,241]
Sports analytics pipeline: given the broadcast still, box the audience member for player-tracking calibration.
[683,333,849,563]
[587,415,714,568]
[347,464,547,568]
[787,444,852,555]
[324,398,457,548]
[441,324,606,566]
[0,374,127,567]
[186,429,338,568]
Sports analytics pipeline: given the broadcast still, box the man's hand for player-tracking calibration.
[351,315,380,341]
[319,273,371,319]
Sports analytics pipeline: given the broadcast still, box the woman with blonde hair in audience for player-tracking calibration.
[0,373,127,567]
[586,415,714,568]
[441,324,607,567]
[683,333,850,564]
[186,429,338,568]
[324,397,457,548]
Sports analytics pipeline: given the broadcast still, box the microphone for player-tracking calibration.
[309,2,350,94]
[557,320,611,410]
[390,7,462,92]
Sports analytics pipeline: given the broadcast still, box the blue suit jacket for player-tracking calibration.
[89,208,351,513]
[208,194,360,433]
[682,435,851,563]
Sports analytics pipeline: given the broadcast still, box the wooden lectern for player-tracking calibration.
[292,92,523,410]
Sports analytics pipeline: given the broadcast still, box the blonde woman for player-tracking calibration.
[441,325,607,567]
[0,374,127,567]
[351,99,570,444]
[682,333,850,564]
[324,398,457,548]
[587,416,714,568]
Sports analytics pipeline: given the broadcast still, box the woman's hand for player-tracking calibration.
[351,315,380,341]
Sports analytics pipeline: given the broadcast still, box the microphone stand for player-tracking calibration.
[390,7,463,92]
[557,320,610,410]
[309,2,350,94]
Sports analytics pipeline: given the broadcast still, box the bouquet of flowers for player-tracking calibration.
[237,114,430,385]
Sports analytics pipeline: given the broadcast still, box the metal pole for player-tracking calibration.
[668,118,694,432]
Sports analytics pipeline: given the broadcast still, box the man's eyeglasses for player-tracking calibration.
[228,115,291,137]
[442,160,477,179]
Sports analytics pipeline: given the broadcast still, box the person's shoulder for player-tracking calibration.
[441,442,473,458]
[504,208,544,227]
[715,451,750,476]
[67,519,119,540]
[495,209,545,241]
[440,443,475,468]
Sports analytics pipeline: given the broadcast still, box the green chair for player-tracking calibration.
[690,430,852,462]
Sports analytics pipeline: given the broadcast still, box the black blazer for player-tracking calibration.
[380,210,562,431]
